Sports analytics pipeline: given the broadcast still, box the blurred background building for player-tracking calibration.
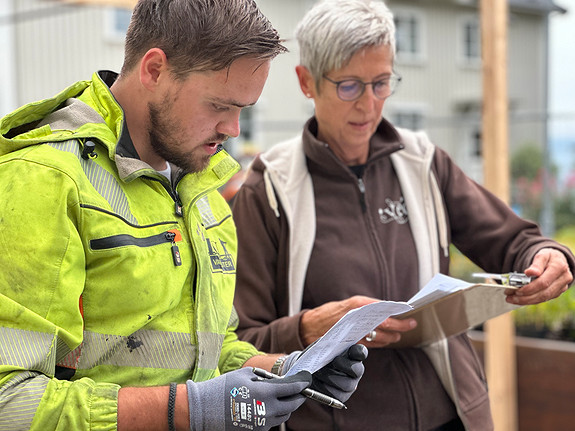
[0,0,572,197]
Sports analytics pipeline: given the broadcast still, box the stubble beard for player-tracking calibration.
[148,101,212,174]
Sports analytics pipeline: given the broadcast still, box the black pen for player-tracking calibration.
[251,367,347,410]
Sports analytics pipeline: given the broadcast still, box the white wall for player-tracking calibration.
[0,0,18,115]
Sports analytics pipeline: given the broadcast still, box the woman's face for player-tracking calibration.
[299,44,394,165]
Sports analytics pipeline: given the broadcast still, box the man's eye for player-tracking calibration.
[212,104,229,112]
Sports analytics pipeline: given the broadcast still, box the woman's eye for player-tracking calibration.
[374,80,389,89]
[340,81,360,93]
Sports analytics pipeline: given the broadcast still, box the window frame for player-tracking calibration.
[103,7,132,43]
[458,14,482,68]
[393,8,427,65]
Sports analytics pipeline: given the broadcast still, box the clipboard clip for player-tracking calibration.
[472,272,534,287]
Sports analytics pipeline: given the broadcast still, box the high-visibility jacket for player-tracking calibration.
[0,71,260,431]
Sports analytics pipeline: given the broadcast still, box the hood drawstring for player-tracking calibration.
[263,169,280,218]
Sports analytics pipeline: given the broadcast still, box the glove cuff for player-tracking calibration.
[277,351,302,376]
[186,379,225,431]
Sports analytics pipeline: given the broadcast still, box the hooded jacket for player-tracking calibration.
[232,117,575,430]
[0,71,260,431]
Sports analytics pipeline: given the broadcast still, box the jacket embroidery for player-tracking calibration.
[378,197,409,224]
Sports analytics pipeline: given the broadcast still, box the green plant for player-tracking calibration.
[449,245,482,281]
[450,228,575,342]
[512,226,575,340]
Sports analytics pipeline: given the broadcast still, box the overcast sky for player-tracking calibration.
[549,4,575,140]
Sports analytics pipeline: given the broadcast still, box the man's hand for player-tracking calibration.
[307,344,368,403]
[186,367,311,431]
[505,248,573,305]
[278,344,368,404]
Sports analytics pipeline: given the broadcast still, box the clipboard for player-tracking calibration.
[388,283,520,348]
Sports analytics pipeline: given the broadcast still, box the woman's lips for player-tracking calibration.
[349,120,371,131]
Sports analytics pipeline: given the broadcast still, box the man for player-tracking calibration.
[0,1,366,430]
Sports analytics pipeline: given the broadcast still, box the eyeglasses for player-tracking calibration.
[322,74,402,101]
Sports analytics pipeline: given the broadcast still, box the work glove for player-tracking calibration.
[186,367,312,431]
[280,344,368,403]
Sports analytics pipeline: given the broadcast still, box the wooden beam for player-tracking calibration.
[480,0,518,430]
[56,0,137,8]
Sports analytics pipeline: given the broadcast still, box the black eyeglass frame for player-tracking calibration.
[322,74,402,101]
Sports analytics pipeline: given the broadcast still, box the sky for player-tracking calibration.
[548,4,575,187]
[549,3,575,140]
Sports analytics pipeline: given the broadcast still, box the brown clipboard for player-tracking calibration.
[388,283,520,348]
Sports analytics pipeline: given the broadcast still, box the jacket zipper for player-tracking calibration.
[357,177,367,213]
[356,173,390,298]
[144,175,184,217]
[90,229,183,267]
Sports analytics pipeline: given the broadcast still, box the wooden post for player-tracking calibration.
[59,0,137,7]
[480,0,518,430]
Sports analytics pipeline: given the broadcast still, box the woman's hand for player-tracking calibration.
[300,295,417,348]
[505,248,573,306]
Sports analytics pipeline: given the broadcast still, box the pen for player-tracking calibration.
[251,367,347,410]
[472,272,534,287]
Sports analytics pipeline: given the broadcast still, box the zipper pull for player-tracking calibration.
[166,229,182,266]
[174,192,183,217]
[357,177,367,213]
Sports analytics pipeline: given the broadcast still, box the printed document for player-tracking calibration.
[284,274,517,374]
[284,300,411,376]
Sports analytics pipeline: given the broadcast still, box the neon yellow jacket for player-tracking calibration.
[0,71,260,430]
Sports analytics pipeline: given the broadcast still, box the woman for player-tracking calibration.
[232,1,574,430]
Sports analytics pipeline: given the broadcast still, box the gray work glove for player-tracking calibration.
[186,367,312,431]
[280,344,368,403]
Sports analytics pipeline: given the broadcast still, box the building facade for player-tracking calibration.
[0,0,566,181]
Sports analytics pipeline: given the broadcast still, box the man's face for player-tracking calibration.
[147,57,271,174]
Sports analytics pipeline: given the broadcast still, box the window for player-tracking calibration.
[394,10,425,63]
[472,128,482,157]
[238,107,254,142]
[389,110,425,131]
[460,16,481,65]
[104,8,132,42]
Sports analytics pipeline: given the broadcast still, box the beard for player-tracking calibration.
[148,100,226,174]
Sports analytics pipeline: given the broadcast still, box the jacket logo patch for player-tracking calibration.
[378,197,409,224]
[206,238,236,273]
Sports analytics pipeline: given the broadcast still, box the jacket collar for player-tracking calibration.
[302,116,404,176]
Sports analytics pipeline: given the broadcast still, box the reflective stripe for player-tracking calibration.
[196,195,218,228]
[59,329,196,370]
[0,327,56,376]
[196,331,224,372]
[47,139,138,225]
[229,307,239,328]
[0,371,48,431]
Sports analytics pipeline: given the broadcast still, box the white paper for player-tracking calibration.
[284,300,412,376]
[407,273,473,308]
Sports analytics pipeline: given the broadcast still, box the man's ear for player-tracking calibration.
[140,48,169,92]
[295,65,316,99]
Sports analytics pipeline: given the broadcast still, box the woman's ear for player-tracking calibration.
[295,65,315,99]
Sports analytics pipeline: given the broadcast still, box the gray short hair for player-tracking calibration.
[295,0,395,90]
[122,0,287,78]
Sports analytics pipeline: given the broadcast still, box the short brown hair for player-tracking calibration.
[122,0,286,78]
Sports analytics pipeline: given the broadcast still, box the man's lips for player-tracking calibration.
[204,142,220,155]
